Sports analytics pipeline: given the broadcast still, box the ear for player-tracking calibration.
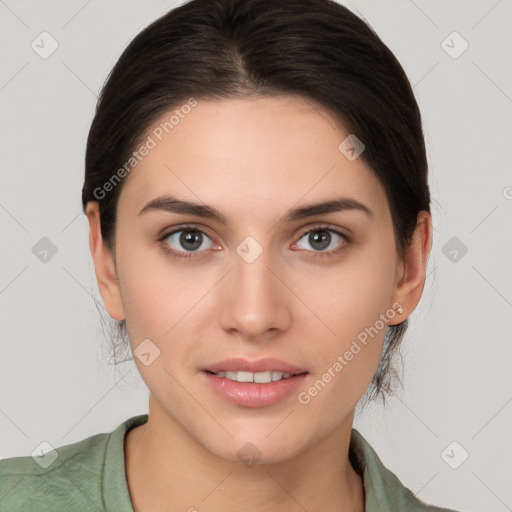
[387,210,432,325]
[85,202,125,321]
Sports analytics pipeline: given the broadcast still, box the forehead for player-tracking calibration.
[118,96,388,220]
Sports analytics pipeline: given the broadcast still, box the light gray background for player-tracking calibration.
[1,1,511,511]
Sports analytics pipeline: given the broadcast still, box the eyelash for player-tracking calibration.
[158,224,350,260]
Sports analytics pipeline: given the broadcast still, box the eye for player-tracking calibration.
[159,226,217,259]
[293,225,349,256]
[158,224,350,260]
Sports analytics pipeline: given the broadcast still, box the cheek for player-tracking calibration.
[299,244,396,393]
[115,249,222,392]
[313,246,396,340]
[297,275,393,416]
[117,265,168,342]
[114,233,200,338]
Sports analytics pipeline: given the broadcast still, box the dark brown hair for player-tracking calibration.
[82,0,430,402]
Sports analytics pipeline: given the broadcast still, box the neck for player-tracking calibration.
[125,396,365,512]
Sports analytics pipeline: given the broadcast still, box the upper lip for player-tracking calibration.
[203,357,308,375]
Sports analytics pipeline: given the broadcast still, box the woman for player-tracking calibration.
[0,0,461,510]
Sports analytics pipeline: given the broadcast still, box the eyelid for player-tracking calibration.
[295,223,350,241]
[158,223,214,242]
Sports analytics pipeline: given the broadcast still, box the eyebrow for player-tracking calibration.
[138,194,373,224]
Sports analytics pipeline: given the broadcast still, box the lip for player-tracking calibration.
[201,357,309,408]
[201,371,308,408]
[202,357,307,375]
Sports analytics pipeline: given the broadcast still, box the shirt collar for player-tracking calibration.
[103,415,429,512]
[103,413,148,512]
[350,428,431,511]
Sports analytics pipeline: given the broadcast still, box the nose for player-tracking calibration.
[218,244,292,341]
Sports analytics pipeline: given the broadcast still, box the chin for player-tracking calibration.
[200,427,311,466]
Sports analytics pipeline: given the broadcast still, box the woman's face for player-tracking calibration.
[89,96,428,463]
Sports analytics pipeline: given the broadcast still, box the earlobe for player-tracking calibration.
[387,210,432,325]
[85,202,126,321]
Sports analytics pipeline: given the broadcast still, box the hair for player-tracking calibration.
[82,0,430,403]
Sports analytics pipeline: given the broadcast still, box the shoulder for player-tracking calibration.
[0,414,147,512]
[350,429,463,512]
[0,429,110,511]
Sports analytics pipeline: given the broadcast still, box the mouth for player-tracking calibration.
[201,357,309,408]
[204,370,302,383]
[202,356,307,375]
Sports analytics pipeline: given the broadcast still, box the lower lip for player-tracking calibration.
[201,371,308,408]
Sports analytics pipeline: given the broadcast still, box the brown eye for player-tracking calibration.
[176,230,204,251]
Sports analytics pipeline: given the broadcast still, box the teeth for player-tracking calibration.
[214,370,293,383]
[273,371,291,381]
[237,371,254,383]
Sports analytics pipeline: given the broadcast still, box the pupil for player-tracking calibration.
[310,230,330,250]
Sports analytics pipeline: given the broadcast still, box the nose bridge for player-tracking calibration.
[220,236,290,337]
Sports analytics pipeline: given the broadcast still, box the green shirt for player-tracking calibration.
[0,413,460,511]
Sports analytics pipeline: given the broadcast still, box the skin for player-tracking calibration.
[86,96,432,512]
